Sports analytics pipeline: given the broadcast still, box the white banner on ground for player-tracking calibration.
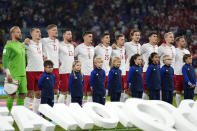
[0,99,197,131]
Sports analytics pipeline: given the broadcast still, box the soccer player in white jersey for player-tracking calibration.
[57,29,74,104]
[124,29,141,89]
[94,33,112,95]
[141,32,158,99]
[40,24,60,102]
[74,31,94,102]
[174,36,190,106]
[24,28,44,113]
[158,32,176,68]
[111,34,128,101]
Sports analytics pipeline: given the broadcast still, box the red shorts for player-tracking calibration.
[125,71,129,90]
[59,74,69,92]
[105,76,108,89]
[84,75,91,92]
[122,75,128,90]
[174,75,184,91]
[52,69,60,90]
[26,72,43,91]
[143,72,148,91]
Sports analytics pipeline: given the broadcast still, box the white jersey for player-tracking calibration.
[141,43,158,72]
[74,43,94,75]
[158,44,176,68]
[124,42,141,71]
[26,40,44,72]
[111,46,126,75]
[94,45,112,75]
[174,48,190,75]
[41,37,59,68]
[59,42,74,74]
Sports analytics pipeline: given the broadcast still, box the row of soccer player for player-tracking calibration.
[3,25,196,114]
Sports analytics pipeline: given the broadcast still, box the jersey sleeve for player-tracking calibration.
[140,44,146,55]
[40,39,47,57]
[160,66,165,80]
[38,73,47,90]
[107,69,114,91]
[89,70,95,88]
[182,65,192,87]
[127,67,135,87]
[146,65,153,87]
[74,45,79,57]
[68,74,74,93]
[2,45,9,68]
[158,46,163,57]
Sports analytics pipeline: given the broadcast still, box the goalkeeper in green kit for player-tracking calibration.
[2,26,27,114]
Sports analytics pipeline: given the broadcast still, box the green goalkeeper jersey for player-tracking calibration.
[2,41,26,78]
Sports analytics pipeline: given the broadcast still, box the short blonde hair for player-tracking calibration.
[10,26,20,34]
[164,32,174,39]
[163,55,171,62]
[111,57,121,68]
[47,24,57,31]
[94,57,103,64]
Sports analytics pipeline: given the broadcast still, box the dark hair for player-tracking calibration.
[130,54,141,67]
[82,31,93,37]
[44,60,54,67]
[101,33,110,39]
[116,34,124,40]
[62,28,71,34]
[175,36,185,43]
[148,31,157,38]
[130,29,141,39]
[148,52,158,65]
[183,54,192,62]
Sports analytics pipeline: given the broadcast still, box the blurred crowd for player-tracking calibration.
[0,0,196,61]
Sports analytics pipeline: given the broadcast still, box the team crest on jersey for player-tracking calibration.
[188,68,190,70]
[96,73,99,76]
[115,72,117,75]
[74,76,77,79]
[46,77,49,79]
[136,70,138,72]
[166,70,168,72]
[153,68,156,70]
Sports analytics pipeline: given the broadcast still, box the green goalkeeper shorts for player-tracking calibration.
[14,76,27,94]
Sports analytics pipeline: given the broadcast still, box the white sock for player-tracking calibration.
[54,95,57,103]
[123,93,129,102]
[66,94,71,105]
[105,89,108,97]
[58,94,65,103]
[120,93,124,102]
[24,97,31,108]
[176,94,182,107]
[142,92,148,100]
[32,98,40,113]
[87,96,92,102]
